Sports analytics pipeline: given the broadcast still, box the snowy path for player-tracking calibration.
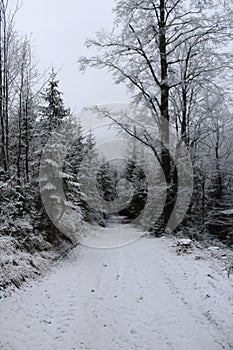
[0,226,233,350]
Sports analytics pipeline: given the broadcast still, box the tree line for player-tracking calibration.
[0,0,232,251]
[79,0,233,244]
[0,1,109,250]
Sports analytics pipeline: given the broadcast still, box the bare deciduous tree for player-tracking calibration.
[79,0,233,230]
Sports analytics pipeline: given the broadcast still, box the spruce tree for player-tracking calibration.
[39,70,71,239]
[40,69,70,139]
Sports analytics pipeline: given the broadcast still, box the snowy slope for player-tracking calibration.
[0,225,232,350]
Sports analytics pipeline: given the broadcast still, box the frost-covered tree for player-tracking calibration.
[78,130,100,220]
[96,159,118,202]
[39,71,72,238]
[79,0,233,232]
[118,159,148,221]
[189,94,233,237]
[63,120,85,210]
[39,69,69,138]
[0,3,43,244]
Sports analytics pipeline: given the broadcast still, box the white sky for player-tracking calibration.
[12,0,129,113]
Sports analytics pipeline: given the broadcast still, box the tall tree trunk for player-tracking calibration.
[181,86,188,145]
[159,0,176,228]
[3,11,9,169]
[0,7,7,172]
[17,66,24,182]
[215,124,222,200]
[25,98,29,183]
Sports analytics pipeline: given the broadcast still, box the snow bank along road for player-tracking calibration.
[0,225,233,350]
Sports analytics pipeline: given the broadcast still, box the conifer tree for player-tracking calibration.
[40,69,70,139]
[39,71,71,239]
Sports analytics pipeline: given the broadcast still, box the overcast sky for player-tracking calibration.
[12,0,129,113]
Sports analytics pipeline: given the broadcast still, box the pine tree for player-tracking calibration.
[39,70,72,240]
[96,158,118,202]
[63,120,85,209]
[78,130,107,225]
[78,130,97,216]
[40,69,70,140]
[119,159,147,221]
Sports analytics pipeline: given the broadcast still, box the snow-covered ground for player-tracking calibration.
[0,224,233,350]
[0,234,73,293]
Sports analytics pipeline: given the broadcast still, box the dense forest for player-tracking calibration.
[0,0,233,291]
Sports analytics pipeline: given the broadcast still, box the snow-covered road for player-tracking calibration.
[0,226,233,350]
